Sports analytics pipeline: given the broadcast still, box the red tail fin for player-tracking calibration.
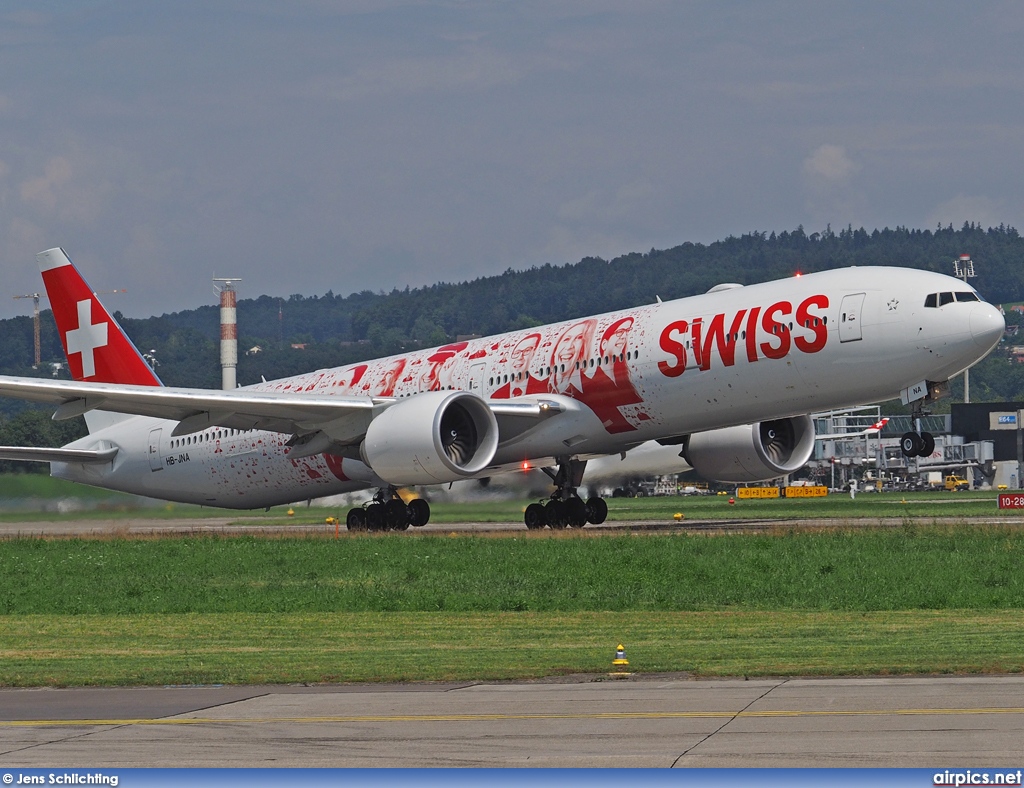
[37,248,162,387]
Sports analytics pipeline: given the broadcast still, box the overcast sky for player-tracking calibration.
[2,1,1022,320]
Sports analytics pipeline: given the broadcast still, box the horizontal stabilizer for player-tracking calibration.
[0,445,118,464]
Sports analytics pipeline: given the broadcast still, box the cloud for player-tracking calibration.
[303,49,530,103]
[802,144,858,183]
[20,156,73,211]
[926,194,1007,230]
[556,179,655,225]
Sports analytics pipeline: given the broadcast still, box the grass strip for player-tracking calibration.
[3,528,1024,613]
[1,610,1021,687]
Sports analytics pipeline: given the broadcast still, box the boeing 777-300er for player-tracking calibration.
[0,248,1005,529]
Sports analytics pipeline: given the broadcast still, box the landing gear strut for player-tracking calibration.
[900,404,935,459]
[346,487,431,531]
[523,458,608,530]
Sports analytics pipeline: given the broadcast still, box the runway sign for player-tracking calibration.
[998,493,1024,509]
[737,487,780,499]
[784,485,828,498]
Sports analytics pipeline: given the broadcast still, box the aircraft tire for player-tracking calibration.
[919,431,935,457]
[524,503,546,529]
[545,499,567,529]
[407,498,430,527]
[566,497,588,528]
[385,499,409,530]
[346,508,367,531]
[585,497,608,525]
[900,432,924,457]
[366,502,386,531]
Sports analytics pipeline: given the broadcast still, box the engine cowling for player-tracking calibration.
[361,391,499,485]
[682,415,816,483]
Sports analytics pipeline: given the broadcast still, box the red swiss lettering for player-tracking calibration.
[759,301,792,360]
[698,310,747,371]
[745,305,761,363]
[657,320,689,377]
[794,294,829,353]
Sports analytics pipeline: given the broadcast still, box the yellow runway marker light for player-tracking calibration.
[610,643,632,678]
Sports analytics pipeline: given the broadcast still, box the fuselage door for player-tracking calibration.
[148,427,163,472]
[468,362,486,393]
[838,293,866,343]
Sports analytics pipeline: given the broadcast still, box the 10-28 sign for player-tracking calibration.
[998,493,1024,509]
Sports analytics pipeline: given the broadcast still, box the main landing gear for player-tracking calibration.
[523,458,609,530]
[346,487,431,531]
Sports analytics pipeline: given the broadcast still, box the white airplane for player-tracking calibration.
[0,248,1004,530]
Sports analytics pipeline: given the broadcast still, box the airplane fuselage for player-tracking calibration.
[55,266,1004,508]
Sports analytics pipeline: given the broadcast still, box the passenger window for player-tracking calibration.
[939,292,954,306]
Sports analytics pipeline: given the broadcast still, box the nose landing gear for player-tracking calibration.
[900,430,935,458]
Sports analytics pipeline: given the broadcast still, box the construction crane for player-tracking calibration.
[13,288,127,368]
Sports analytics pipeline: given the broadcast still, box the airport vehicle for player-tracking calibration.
[0,248,1005,529]
[944,474,971,491]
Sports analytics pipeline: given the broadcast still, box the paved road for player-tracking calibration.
[2,675,1023,767]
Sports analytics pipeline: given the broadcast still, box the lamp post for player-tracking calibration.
[954,254,976,403]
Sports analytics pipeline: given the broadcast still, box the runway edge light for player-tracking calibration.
[610,644,632,678]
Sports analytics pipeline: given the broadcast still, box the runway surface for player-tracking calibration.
[2,513,1023,539]
[2,675,1023,767]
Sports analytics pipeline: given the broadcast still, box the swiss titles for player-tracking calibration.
[657,294,828,378]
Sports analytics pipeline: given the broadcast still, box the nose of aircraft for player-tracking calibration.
[970,303,1005,350]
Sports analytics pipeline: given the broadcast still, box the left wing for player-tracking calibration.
[0,375,564,452]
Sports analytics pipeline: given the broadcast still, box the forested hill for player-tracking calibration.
[3,223,1023,393]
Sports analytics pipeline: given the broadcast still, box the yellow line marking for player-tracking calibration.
[2,708,1023,727]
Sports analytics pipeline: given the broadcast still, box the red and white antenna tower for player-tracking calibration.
[213,276,241,390]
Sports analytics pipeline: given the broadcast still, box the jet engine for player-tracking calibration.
[682,416,816,483]
[362,391,499,485]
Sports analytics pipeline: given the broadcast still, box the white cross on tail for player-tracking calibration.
[65,299,108,378]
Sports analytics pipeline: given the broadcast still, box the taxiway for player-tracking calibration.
[2,676,1023,767]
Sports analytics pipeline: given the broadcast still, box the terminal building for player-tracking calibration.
[808,406,997,491]
[951,402,1024,488]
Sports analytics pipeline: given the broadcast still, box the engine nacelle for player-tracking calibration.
[362,391,499,485]
[682,415,816,483]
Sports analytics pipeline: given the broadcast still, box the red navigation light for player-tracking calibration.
[521,461,530,471]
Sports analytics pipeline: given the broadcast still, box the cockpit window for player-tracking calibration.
[925,290,983,307]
